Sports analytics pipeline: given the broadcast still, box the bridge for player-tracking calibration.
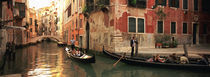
[28,35,62,43]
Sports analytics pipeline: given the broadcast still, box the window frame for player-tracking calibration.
[128,16,145,34]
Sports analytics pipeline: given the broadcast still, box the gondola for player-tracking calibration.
[65,48,95,63]
[103,50,210,71]
[57,42,67,46]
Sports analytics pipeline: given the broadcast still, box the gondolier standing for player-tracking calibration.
[71,38,75,50]
[130,37,136,57]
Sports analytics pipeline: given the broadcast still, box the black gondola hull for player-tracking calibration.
[103,50,210,71]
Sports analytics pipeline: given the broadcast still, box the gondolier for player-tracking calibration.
[71,38,75,50]
[130,37,136,57]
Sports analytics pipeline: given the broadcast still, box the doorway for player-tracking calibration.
[193,23,198,44]
[86,22,90,50]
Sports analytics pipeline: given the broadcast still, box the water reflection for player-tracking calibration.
[0,42,210,77]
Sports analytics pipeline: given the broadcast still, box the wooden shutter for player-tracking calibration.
[171,22,176,34]
[158,21,163,33]
[175,0,179,8]
[138,18,144,33]
[169,0,172,7]
[162,0,167,6]
[194,0,198,11]
[183,23,187,34]
[183,0,188,9]
[129,17,136,32]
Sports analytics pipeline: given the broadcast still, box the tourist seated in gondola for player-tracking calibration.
[76,49,83,57]
[154,54,166,63]
[72,49,76,56]
[198,54,209,65]
[165,53,178,63]
[180,54,189,64]
[147,56,156,62]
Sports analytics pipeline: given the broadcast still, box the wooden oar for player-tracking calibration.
[113,53,126,67]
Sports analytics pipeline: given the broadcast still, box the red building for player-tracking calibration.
[82,0,210,52]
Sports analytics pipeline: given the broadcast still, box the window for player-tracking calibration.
[68,4,71,17]
[79,19,82,28]
[169,0,179,8]
[129,17,136,32]
[183,0,188,9]
[202,0,210,13]
[194,0,198,11]
[30,18,32,25]
[128,0,146,8]
[171,22,176,34]
[203,24,207,34]
[156,0,167,6]
[76,19,78,29]
[128,17,145,33]
[138,18,144,33]
[157,21,163,33]
[183,23,187,34]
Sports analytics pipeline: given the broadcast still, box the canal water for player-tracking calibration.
[0,42,210,77]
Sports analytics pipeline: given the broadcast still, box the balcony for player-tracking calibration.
[83,0,110,17]
[14,2,25,18]
[128,0,146,9]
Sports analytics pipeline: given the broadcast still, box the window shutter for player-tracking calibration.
[183,23,187,34]
[158,21,163,33]
[129,17,136,32]
[183,0,188,9]
[169,0,172,7]
[138,18,144,33]
[175,0,179,8]
[162,0,167,6]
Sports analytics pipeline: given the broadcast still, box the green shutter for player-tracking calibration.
[138,18,144,33]
[183,23,187,34]
[162,0,167,6]
[129,17,136,32]
[169,0,172,7]
[183,0,188,9]
[194,0,198,11]
[175,0,179,8]
[158,21,163,33]
[171,22,176,34]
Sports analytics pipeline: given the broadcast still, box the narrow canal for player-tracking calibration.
[0,41,209,77]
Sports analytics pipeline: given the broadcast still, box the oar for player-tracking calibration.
[113,53,126,67]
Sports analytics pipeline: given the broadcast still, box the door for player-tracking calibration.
[86,22,90,50]
[193,23,197,44]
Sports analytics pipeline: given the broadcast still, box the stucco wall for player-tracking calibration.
[88,11,115,52]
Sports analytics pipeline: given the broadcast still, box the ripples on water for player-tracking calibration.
[0,42,210,77]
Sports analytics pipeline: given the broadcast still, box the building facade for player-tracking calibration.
[63,0,85,48]
[61,0,210,53]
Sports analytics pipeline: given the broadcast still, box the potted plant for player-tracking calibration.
[154,35,163,48]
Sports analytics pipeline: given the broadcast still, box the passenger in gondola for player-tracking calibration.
[154,54,165,63]
[198,54,209,65]
[180,54,189,64]
[147,56,156,62]
[72,48,76,56]
[166,53,177,63]
[76,49,83,57]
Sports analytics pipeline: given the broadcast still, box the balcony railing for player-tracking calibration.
[128,0,146,8]
[83,0,110,17]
